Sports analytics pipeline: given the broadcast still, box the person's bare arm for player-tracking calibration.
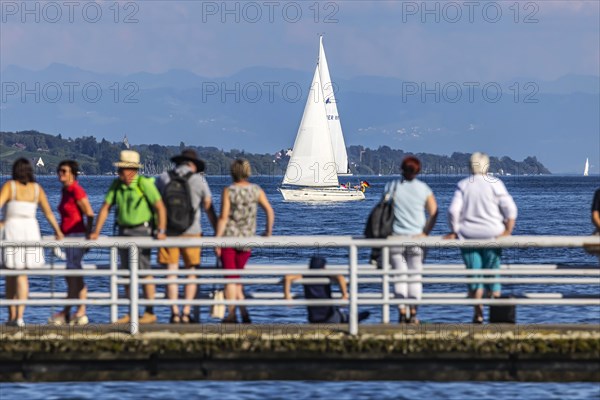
[498,218,516,237]
[153,199,167,240]
[89,202,111,240]
[257,189,274,236]
[335,275,348,299]
[38,188,63,239]
[0,182,10,229]
[216,187,230,238]
[203,197,218,232]
[76,196,95,237]
[284,274,302,300]
[421,193,438,236]
[592,211,600,232]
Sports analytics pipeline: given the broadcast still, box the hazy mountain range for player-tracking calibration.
[1,63,599,173]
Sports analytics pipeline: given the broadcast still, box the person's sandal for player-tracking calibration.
[181,314,197,324]
[240,308,251,324]
[472,315,484,324]
[48,312,69,326]
[221,314,238,324]
[170,314,181,324]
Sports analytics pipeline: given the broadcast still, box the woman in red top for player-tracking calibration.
[48,160,95,326]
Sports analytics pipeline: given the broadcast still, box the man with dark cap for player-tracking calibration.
[156,149,217,323]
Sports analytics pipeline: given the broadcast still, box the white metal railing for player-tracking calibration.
[1,235,599,335]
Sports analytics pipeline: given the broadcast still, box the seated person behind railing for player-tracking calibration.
[283,256,369,323]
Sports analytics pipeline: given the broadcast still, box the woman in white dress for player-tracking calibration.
[1,158,63,327]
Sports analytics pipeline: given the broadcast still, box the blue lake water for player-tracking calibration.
[1,381,599,400]
[1,174,599,398]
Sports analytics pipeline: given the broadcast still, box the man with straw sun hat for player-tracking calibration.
[90,150,167,324]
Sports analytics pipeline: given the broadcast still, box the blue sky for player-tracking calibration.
[2,1,598,81]
[1,1,599,173]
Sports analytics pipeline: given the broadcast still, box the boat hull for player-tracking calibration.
[279,187,365,202]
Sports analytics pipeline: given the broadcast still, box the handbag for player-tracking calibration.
[210,258,225,319]
[210,289,226,319]
[364,180,399,264]
[489,294,517,323]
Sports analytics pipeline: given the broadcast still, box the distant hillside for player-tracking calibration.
[0,130,550,176]
[1,64,597,172]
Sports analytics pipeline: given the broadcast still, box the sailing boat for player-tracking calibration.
[583,158,589,176]
[279,38,364,202]
[318,36,351,176]
[36,157,45,167]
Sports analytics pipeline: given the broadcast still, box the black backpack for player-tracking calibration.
[364,181,399,264]
[164,171,195,235]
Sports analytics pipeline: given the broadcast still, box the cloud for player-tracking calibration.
[0,1,598,81]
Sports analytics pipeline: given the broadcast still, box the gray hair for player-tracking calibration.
[470,152,490,175]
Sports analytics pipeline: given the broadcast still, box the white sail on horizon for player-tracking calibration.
[36,157,44,167]
[584,158,589,176]
[282,64,339,188]
[319,36,349,175]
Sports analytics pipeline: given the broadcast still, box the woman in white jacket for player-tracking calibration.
[446,152,517,323]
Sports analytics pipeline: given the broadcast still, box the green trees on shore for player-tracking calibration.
[0,131,550,176]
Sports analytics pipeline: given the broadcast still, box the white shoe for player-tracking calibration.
[7,318,25,327]
[69,315,89,326]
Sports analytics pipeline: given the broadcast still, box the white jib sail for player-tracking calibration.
[283,65,339,187]
[319,36,348,175]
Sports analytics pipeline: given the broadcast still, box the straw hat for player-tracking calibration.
[113,150,143,169]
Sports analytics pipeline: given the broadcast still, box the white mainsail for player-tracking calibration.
[282,65,339,187]
[319,36,349,175]
[584,158,589,176]
[36,157,44,167]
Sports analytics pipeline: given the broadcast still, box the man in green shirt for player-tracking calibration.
[90,150,167,324]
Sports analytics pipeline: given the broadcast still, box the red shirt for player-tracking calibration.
[58,181,88,235]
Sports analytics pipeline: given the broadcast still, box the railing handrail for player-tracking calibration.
[2,234,600,248]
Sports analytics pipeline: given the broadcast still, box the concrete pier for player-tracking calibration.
[1,324,598,382]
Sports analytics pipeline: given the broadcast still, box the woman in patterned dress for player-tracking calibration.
[216,159,274,323]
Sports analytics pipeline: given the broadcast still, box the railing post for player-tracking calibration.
[382,246,390,324]
[129,244,139,335]
[110,246,118,323]
[349,245,358,336]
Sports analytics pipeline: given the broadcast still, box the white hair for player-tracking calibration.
[470,152,490,175]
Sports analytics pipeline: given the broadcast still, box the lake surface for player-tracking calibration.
[1,174,599,398]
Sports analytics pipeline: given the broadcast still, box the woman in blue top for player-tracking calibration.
[387,157,438,324]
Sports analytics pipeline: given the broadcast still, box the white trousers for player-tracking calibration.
[391,246,424,310]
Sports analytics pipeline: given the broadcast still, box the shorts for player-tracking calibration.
[159,234,201,267]
[118,224,153,270]
[65,233,86,270]
[221,248,251,279]
[461,248,502,293]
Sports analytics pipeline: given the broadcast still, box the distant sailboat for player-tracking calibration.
[583,158,589,176]
[279,38,364,202]
[36,157,45,167]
